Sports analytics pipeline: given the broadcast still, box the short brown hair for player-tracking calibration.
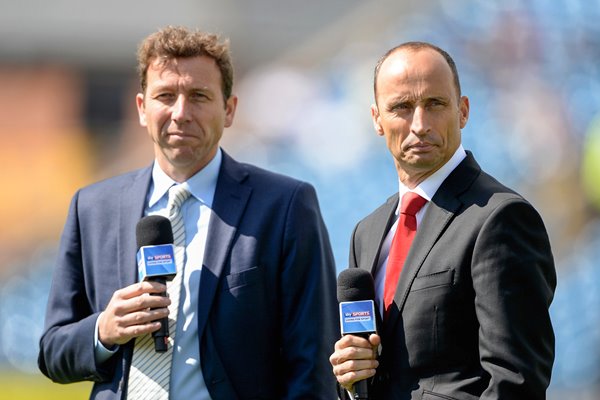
[137,26,234,100]
[373,42,461,102]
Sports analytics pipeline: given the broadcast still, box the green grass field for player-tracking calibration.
[0,371,92,400]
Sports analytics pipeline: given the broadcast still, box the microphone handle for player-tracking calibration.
[150,277,169,352]
[354,379,369,400]
[350,332,372,400]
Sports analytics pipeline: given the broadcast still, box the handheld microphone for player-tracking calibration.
[337,268,377,400]
[136,215,176,352]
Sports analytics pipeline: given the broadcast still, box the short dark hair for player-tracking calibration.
[137,26,234,100]
[373,42,461,101]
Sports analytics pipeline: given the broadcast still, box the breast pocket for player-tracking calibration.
[404,268,457,369]
[222,266,262,293]
[411,268,454,292]
[218,266,269,329]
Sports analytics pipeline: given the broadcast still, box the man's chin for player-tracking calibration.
[400,153,445,173]
[405,152,439,166]
[165,148,215,170]
[166,148,195,162]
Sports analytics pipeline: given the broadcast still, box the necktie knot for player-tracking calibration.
[401,192,427,217]
[167,185,191,215]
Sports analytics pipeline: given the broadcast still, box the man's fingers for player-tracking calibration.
[330,344,376,366]
[116,281,168,300]
[126,308,170,327]
[330,334,380,389]
[331,334,380,365]
[334,334,372,351]
[111,300,170,334]
[333,359,378,390]
[110,290,171,317]
[333,358,379,376]
[368,333,381,347]
[98,282,171,347]
[100,307,169,346]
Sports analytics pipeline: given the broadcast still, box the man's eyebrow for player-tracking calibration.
[426,94,449,102]
[385,95,413,108]
[189,86,212,92]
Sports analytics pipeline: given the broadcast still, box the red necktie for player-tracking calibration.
[383,192,428,318]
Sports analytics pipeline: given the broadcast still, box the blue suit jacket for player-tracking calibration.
[39,151,338,399]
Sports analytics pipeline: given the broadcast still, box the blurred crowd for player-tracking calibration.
[1,1,599,398]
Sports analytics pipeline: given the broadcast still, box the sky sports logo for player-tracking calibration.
[339,300,376,334]
[137,244,177,281]
[145,253,173,266]
[344,310,372,322]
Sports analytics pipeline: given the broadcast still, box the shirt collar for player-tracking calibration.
[148,148,222,208]
[397,144,467,206]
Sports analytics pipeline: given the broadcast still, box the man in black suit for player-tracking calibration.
[329,42,556,399]
[38,26,337,399]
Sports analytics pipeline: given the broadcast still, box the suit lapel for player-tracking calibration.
[383,153,481,335]
[196,151,251,338]
[117,166,152,288]
[362,194,398,275]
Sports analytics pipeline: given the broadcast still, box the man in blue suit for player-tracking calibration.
[38,26,338,399]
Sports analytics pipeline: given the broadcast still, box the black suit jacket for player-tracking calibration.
[38,150,338,399]
[348,152,556,399]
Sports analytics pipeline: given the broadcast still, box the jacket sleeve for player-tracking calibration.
[279,182,339,399]
[473,198,556,399]
[38,191,117,384]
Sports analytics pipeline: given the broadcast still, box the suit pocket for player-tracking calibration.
[411,268,454,292]
[422,390,459,400]
[403,269,460,369]
[218,266,267,319]
[222,266,262,291]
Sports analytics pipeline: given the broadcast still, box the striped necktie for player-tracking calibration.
[127,184,191,399]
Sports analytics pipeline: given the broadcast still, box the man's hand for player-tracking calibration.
[329,333,380,391]
[98,281,171,347]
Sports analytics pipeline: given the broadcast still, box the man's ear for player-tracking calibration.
[223,95,238,128]
[371,104,384,136]
[136,93,147,127]
[459,95,469,129]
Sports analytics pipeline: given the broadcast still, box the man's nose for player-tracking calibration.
[171,95,191,123]
[410,106,430,135]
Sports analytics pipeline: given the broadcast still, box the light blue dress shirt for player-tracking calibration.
[95,149,221,399]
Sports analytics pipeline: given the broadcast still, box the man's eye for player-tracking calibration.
[155,93,175,101]
[191,92,209,100]
[428,99,446,108]
[391,103,411,112]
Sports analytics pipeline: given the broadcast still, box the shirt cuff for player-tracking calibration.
[94,312,119,363]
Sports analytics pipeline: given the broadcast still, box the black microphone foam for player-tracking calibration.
[337,268,375,303]
[136,215,174,249]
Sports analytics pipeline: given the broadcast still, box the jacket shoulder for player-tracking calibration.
[221,152,315,199]
[77,167,150,200]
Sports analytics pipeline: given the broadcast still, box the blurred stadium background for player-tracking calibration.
[1,0,599,398]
